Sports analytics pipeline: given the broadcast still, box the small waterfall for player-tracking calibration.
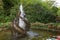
[19,4,25,18]
[19,4,26,30]
[19,4,39,39]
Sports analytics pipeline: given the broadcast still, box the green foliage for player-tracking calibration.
[1,0,20,23]
[1,0,58,23]
[57,8,60,16]
[24,2,57,23]
[0,0,4,23]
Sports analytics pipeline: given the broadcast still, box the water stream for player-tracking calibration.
[0,29,57,40]
[19,4,39,39]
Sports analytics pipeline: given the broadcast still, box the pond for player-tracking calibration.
[0,29,59,40]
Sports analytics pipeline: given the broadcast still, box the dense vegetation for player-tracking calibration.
[0,0,60,40]
[0,0,60,24]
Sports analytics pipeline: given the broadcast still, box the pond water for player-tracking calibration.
[0,29,58,40]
